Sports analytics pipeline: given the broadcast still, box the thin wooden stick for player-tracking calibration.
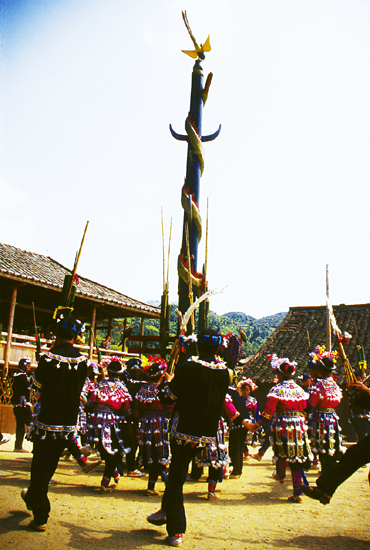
[66,220,89,303]
[166,217,172,292]
[161,208,165,293]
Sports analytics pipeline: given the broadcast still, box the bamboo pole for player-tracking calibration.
[89,305,96,360]
[107,317,113,339]
[140,318,145,354]
[3,286,17,380]
[326,265,331,351]
[161,208,166,293]
[66,220,89,304]
[166,217,172,293]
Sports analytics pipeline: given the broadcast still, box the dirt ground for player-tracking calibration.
[0,435,369,550]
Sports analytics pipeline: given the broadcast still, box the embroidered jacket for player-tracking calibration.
[89,379,132,414]
[308,377,342,410]
[261,380,309,421]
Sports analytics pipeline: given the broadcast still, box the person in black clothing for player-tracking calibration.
[146,329,233,548]
[301,379,370,504]
[11,357,32,451]
[348,370,370,441]
[21,315,87,531]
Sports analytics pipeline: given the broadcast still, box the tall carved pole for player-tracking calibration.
[170,11,221,323]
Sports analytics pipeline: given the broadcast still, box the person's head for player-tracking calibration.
[87,361,99,381]
[268,353,296,381]
[197,329,223,359]
[56,315,84,342]
[217,333,243,369]
[18,357,31,373]
[298,372,312,389]
[241,383,251,398]
[126,357,142,380]
[238,377,257,398]
[317,357,336,378]
[308,345,338,378]
[354,369,365,382]
[105,356,125,378]
[308,363,319,380]
[146,356,167,382]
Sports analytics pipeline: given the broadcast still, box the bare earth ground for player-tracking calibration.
[0,435,369,550]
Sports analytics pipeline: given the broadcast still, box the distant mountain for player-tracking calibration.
[146,299,161,307]
[103,304,288,356]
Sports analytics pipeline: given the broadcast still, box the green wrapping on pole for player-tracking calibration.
[198,297,209,332]
[356,344,367,372]
[60,275,73,307]
[68,285,76,307]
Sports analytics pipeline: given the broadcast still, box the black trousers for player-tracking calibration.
[229,427,247,475]
[13,406,32,449]
[317,433,370,497]
[161,439,201,536]
[24,436,68,525]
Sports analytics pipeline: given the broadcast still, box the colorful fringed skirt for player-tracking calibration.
[137,412,171,466]
[271,411,313,469]
[309,408,344,458]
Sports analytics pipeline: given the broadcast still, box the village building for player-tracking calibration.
[0,242,161,432]
[239,303,370,440]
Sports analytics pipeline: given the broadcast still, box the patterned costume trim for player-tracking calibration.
[136,382,160,404]
[41,351,87,371]
[170,411,216,446]
[33,420,76,433]
[188,356,228,370]
[163,384,178,401]
[90,380,132,412]
[28,417,77,440]
[267,382,309,403]
[31,374,42,390]
[194,418,230,469]
[309,378,342,407]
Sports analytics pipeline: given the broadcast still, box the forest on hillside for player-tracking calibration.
[96,306,287,357]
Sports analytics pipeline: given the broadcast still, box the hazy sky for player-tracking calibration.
[1,0,370,319]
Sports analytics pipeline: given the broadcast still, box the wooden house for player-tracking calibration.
[0,242,161,432]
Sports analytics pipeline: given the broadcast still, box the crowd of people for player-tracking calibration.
[5,317,369,547]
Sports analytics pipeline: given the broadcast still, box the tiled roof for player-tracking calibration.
[0,243,160,317]
[241,304,370,384]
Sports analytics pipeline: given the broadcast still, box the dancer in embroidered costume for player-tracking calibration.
[135,356,173,495]
[306,346,345,472]
[87,356,133,492]
[21,316,88,530]
[248,354,313,503]
[146,329,233,547]
[228,377,258,477]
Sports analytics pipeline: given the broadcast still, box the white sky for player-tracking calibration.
[1,0,370,319]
